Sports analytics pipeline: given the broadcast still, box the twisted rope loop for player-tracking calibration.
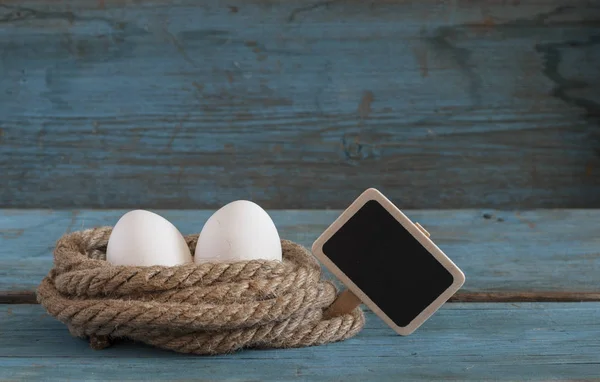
[37,227,364,354]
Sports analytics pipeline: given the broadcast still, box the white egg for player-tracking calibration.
[107,210,192,266]
[194,200,282,264]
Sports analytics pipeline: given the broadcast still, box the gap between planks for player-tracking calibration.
[3,291,600,305]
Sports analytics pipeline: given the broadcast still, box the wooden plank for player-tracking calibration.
[1,303,599,380]
[0,1,599,209]
[2,209,600,299]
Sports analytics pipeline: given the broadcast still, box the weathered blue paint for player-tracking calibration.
[0,1,599,208]
[1,303,599,380]
[1,209,600,295]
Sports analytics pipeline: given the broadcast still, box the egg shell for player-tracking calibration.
[194,200,282,264]
[107,210,192,266]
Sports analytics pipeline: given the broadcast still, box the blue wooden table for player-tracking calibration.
[1,209,600,380]
[1,0,599,379]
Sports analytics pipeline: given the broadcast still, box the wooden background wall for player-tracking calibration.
[1,0,598,209]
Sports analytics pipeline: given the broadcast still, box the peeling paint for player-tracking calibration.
[0,229,24,239]
[413,45,429,77]
[358,91,374,119]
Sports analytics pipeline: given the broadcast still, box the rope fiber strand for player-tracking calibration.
[37,227,365,355]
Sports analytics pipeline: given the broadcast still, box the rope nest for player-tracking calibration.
[37,227,365,355]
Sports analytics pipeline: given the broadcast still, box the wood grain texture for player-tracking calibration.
[0,0,599,209]
[2,209,600,298]
[1,303,599,380]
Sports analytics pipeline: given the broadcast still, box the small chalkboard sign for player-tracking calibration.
[312,188,465,335]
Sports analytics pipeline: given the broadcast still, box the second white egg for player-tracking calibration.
[194,200,282,264]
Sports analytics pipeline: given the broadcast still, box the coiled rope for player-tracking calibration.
[37,227,365,354]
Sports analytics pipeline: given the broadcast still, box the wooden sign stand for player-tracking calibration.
[312,188,465,335]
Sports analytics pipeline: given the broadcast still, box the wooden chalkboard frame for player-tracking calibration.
[312,188,465,335]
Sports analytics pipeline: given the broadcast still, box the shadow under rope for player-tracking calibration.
[3,290,600,304]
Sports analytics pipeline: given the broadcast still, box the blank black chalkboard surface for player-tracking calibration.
[312,188,465,335]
